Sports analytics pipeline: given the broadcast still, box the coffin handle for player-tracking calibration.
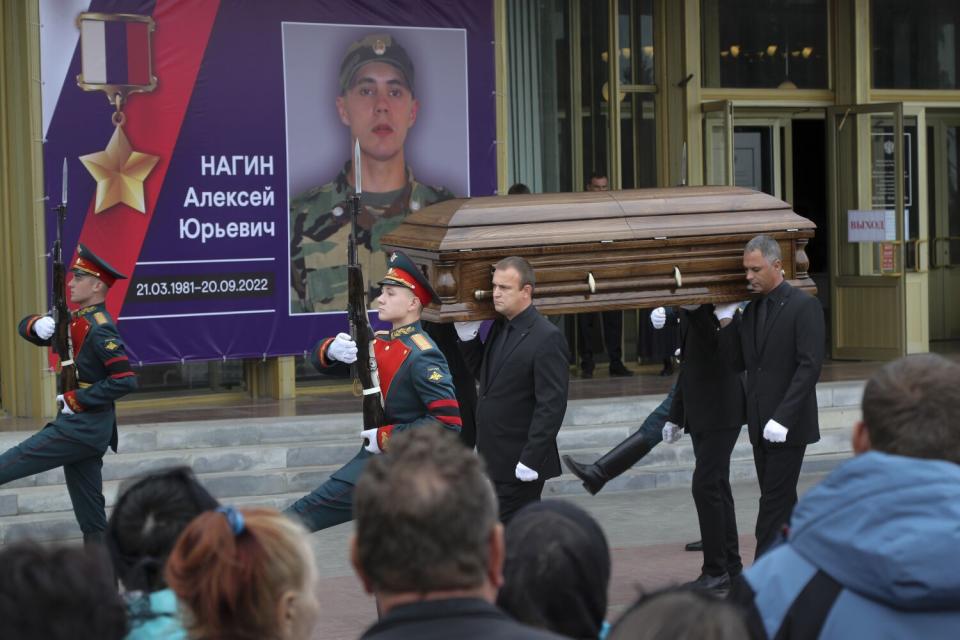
[587,272,597,294]
[673,265,682,288]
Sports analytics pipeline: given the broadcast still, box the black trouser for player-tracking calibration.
[495,478,546,524]
[0,425,107,535]
[424,321,479,449]
[753,442,806,557]
[690,428,742,577]
[577,311,623,369]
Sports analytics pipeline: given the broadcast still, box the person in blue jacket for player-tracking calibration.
[728,353,960,639]
[0,244,137,545]
[285,250,461,532]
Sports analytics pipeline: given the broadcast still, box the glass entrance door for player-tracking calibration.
[928,116,960,343]
[827,103,907,360]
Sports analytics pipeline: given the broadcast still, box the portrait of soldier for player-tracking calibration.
[288,32,478,447]
[289,33,454,313]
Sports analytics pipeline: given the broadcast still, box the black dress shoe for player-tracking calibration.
[684,539,703,552]
[684,572,730,592]
[609,360,634,377]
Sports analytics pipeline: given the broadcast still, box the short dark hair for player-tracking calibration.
[354,426,498,593]
[0,541,127,640]
[608,588,748,640]
[494,255,536,292]
[107,466,219,592]
[507,182,531,195]
[497,501,610,638]
[861,353,960,463]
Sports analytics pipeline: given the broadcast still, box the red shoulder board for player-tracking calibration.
[374,337,411,401]
[70,316,92,357]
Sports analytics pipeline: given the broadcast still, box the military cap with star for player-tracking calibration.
[339,34,416,95]
[71,243,128,288]
[377,250,440,306]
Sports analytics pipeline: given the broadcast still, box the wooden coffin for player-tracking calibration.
[380,186,816,322]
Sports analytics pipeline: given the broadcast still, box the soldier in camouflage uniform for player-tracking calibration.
[289,33,479,446]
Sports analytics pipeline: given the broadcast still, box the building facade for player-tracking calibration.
[2,0,958,420]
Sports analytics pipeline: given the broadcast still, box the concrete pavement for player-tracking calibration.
[306,471,828,640]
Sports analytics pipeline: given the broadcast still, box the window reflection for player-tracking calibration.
[872,0,960,89]
[701,0,828,89]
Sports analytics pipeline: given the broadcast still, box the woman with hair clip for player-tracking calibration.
[107,466,220,640]
[165,506,321,640]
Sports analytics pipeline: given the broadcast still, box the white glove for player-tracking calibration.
[515,462,539,482]
[713,302,740,321]
[650,307,666,329]
[56,394,74,415]
[360,428,382,454]
[34,316,56,340]
[327,333,358,364]
[662,421,682,444]
[762,419,788,443]
[455,321,482,341]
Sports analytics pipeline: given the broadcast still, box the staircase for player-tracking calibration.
[0,381,864,545]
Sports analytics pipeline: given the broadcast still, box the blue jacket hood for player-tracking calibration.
[788,451,960,610]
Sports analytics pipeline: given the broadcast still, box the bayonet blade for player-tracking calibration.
[61,158,68,205]
[354,138,362,195]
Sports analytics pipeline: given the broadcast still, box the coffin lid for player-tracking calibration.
[388,186,814,252]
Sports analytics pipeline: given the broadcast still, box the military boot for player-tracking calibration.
[562,429,652,495]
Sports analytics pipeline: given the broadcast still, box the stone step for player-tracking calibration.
[0,464,340,517]
[0,405,855,495]
[547,450,852,497]
[0,451,852,545]
[0,381,865,545]
[0,490,310,545]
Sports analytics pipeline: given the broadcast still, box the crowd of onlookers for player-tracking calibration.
[1,352,958,639]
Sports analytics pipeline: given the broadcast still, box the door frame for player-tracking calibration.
[827,102,907,360]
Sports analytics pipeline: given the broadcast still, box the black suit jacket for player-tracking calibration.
[668,305,745,433]
[360,598,565,639]
[735,282,824,447]
[460,305,570,483]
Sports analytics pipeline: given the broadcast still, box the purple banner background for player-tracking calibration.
[41,0,496,365]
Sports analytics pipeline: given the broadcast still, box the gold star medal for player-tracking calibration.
[75,12,158,215]
[80,125,158,213]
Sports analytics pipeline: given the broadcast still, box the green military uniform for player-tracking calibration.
[1,248,137,542]
[289,162,453,313]
[285,253,461,533]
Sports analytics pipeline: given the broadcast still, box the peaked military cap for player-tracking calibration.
[339,34,415,95]
[71,243,127,287]
[378,250,440,306]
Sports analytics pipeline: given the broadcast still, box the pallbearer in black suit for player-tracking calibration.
[735,234,824,557]
[1,245,137,544]
[456,256,570,523]
[661,303,745,592]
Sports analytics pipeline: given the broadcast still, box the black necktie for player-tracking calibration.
[755,296,770,349]
[488,324,513,374]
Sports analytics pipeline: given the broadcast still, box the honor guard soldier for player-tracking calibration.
[0,244,137,545]
[285,251,461,532]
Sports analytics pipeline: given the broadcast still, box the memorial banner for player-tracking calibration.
[40,0,495,365]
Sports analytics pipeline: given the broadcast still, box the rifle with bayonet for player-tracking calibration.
[51,158,78,396]
[347,139,386,428]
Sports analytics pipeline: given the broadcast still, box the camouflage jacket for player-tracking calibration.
[289,163,454,313]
